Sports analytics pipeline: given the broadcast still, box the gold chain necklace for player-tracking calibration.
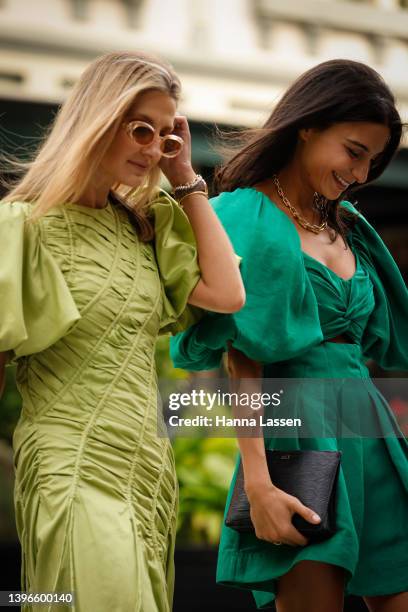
[272,175,328,234]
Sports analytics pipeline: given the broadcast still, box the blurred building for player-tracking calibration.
[1,0,407,267]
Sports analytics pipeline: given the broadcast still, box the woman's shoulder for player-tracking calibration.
[0,200,42,240]
[0,199,34,218]
[339,199,360,216]
[148,188,187,224]
[212,186,273,209]
[210,187,254,207]
[206,188,303,277]
[210,186,292,228]
[0,199,66,225]
[340,199,382,247]
[148,188,195,238]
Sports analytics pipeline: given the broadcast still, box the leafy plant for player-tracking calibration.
[173,436,237,546]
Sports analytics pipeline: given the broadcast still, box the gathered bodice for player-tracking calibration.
[13,201,163,414]
[303,242,375,345]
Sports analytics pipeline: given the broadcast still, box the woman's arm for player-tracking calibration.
[160,116,245,314]
[181,193,245,313]
[228,345,321,547]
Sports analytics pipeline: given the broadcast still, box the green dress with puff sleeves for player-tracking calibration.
[0,191,200,612]
[170,187,408,609]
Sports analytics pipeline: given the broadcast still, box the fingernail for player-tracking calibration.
[312,513,321,522]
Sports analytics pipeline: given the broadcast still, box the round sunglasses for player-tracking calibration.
[123,120,184,158]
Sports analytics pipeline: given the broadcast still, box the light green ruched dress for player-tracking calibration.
[0,192,200,612]
[170,188,408,609]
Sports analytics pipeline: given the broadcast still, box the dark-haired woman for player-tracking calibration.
[170,59,408,611]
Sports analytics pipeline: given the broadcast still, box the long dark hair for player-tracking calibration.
[215,59,404,238]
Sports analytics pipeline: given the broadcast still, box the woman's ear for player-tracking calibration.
[299,127,311,142]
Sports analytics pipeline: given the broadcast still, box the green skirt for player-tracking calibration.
[216,342,408,609]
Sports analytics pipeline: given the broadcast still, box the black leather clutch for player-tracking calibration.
[225,450,341,543]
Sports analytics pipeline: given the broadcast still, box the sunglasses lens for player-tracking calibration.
[131,125,154,145]
[161,137,183,157]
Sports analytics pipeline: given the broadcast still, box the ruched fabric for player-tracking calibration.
[170,188,408,608]
[301,248,375,343]
[2,192,200,612]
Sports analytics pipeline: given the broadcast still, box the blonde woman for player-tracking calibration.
[0,51,244,611]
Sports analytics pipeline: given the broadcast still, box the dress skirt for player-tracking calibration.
[217,341,408,609]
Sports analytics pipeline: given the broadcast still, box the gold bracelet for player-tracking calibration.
[178,190,208,206]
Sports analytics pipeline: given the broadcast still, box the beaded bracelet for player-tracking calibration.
[173,174,208,201]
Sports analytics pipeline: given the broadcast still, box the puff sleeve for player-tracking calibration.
[0,202,81,359]
[149,191,202,335]
[347,204,408,370]
[170,188,323,371]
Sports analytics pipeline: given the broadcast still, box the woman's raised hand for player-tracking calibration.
[160,115,195,187]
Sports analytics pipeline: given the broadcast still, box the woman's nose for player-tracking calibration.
[141,137,162,160]
[352,161,370,184]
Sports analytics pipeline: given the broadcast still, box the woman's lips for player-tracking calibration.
[128,160,149,171]
[332,171,349,191]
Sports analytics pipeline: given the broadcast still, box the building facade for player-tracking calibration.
[1,0,407,267]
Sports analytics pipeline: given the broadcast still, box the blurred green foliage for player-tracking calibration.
[173,436,236,546]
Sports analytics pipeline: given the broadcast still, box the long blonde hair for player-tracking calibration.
[3,51,181,240]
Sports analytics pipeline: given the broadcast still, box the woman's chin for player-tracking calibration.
[321,186,343,201]
[121,176,145,188]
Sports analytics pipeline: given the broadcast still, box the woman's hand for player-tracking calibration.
[160,115,196,188]
[227,343,322,547]
[161,119,245,314]
[246,480,321,547]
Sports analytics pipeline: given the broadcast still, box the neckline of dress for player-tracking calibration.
[301,250,359,283]
[243,186,358,282]
[64,191,121,212]
[64,200,111,212]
